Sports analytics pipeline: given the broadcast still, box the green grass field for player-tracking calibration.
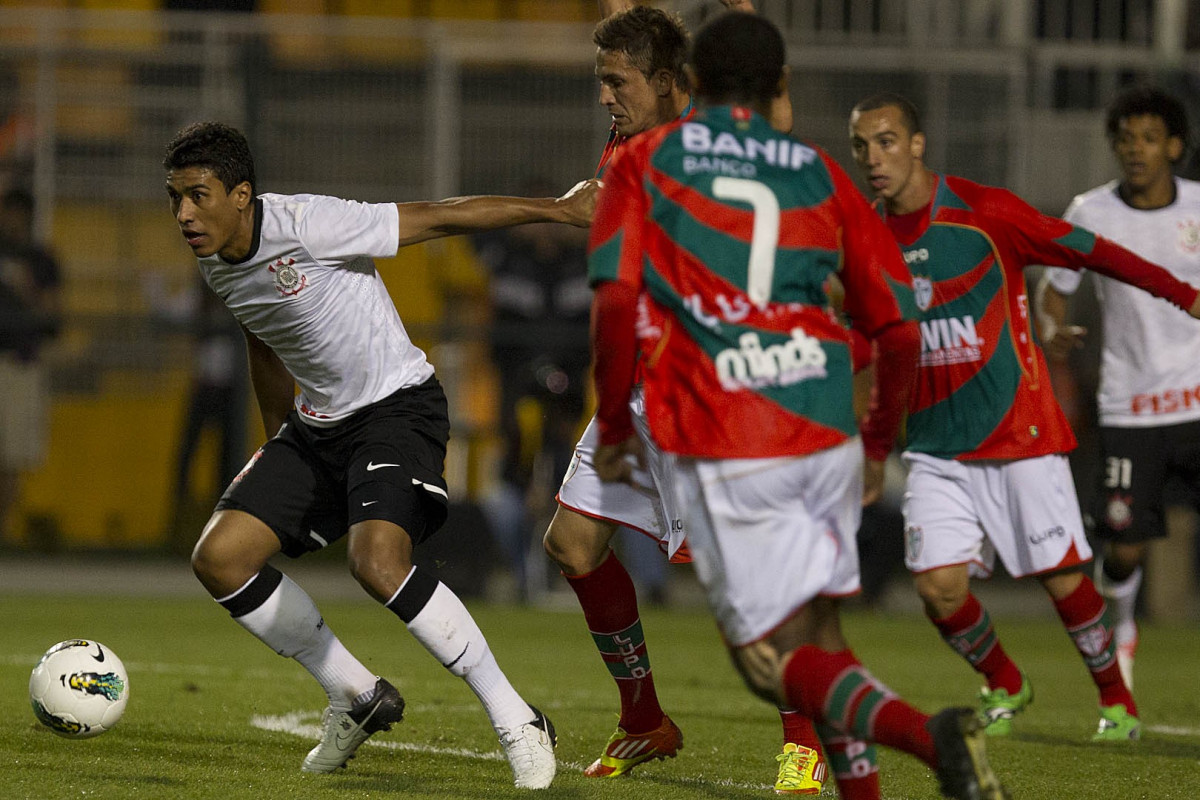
[2,583,1198,800]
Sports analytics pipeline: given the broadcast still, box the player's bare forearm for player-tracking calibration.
[243,326,294,438]
[594,437,643,483]
[1035,276,1085,361]
[395,181,598,247]
[862,457,886,506]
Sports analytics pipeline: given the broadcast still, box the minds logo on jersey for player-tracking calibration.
[918,315,981,367]
[715,328,827,391]
[268,257,308,297]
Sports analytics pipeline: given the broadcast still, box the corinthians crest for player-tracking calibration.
[1178,219,1200,253]
[912,276,934,311]
[268,257,308,296]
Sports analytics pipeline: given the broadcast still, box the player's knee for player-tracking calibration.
[542,509,611,575]
[346,522,416,602]
[914,571,967,616]
[730,641,786,706]
[190,532,252,597]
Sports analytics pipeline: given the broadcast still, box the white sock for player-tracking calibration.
[406,581,532,731]
[227,572,377,710]
[1096,560,1142,644]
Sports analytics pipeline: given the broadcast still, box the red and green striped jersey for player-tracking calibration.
[885,173,1199,461]
[588,105,917,460]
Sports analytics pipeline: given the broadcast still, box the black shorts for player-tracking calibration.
[1089,419,1200,544]
[217,377,450,557]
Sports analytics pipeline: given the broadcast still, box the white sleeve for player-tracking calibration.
[295,195,400,264]
[1044,196,1086,295]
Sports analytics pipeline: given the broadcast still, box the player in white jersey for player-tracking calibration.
[164,121,597,788]
[1037,86,1200,690]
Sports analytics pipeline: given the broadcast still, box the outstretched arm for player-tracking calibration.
[394,180,598,248]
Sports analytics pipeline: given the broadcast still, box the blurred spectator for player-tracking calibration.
[144,274,249,553]
[0,187,61,543]
[473,199,592,598]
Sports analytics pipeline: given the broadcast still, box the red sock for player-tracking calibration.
[930,594,1023,693]
[1052,575,1137,714]
[818,724,881,800]
[564,551,664,733]
[781,645,936,768]
[779,708,822,751]
[779,708,827,779]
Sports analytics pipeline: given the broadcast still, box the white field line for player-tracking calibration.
[250,710,776,792]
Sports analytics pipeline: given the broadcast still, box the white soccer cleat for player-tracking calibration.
[498,705,557,789]
[302,678,405,773]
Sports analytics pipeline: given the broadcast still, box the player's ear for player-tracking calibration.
[1167,135,1185,163]
[231,180,253,211]
[774,64,790,99]
[652,68,675,98]
[910,131,926,161]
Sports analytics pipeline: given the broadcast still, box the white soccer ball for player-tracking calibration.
[29,639,129,738]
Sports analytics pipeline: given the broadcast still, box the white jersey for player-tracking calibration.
[1046,177,1200,427]
[197,193,434,427]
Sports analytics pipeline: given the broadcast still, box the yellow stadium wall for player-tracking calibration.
[8,201,498,551]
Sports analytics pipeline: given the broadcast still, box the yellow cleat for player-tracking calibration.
[774,742,826,795]
[583,715,683,778]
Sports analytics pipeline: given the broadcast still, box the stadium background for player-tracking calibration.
[0,0,1196,621]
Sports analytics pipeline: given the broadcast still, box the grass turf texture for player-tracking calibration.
[2,587,1199,799]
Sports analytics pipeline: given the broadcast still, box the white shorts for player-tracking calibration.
[665,439,864,646]
[0,355,49,469]
[901,451,1092,580]
[556,389,687,560]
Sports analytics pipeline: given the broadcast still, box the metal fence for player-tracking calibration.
[3,3,1198,546]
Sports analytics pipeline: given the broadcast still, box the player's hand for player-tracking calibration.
[556,179,601,227]
[862,457,886,506]
[1042,323,1087,362]
[594,435,644,483]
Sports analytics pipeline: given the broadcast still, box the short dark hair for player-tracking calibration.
[163,121,256,194]
[1106,86,1189,147]
[594,6,690,92]
[689,13,785,106]
[852,92,923,135]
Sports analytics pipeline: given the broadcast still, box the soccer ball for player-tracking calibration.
[29,640,129,738]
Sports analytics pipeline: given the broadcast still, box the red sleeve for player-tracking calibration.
[983,185,1200,310]
[823,151,918,459]
[859,321,920,461]
[1085,237,1199,310]
[587,144,648,445]
[591,282,639,444]
[822,152,915,339]
[848,328,872,373]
